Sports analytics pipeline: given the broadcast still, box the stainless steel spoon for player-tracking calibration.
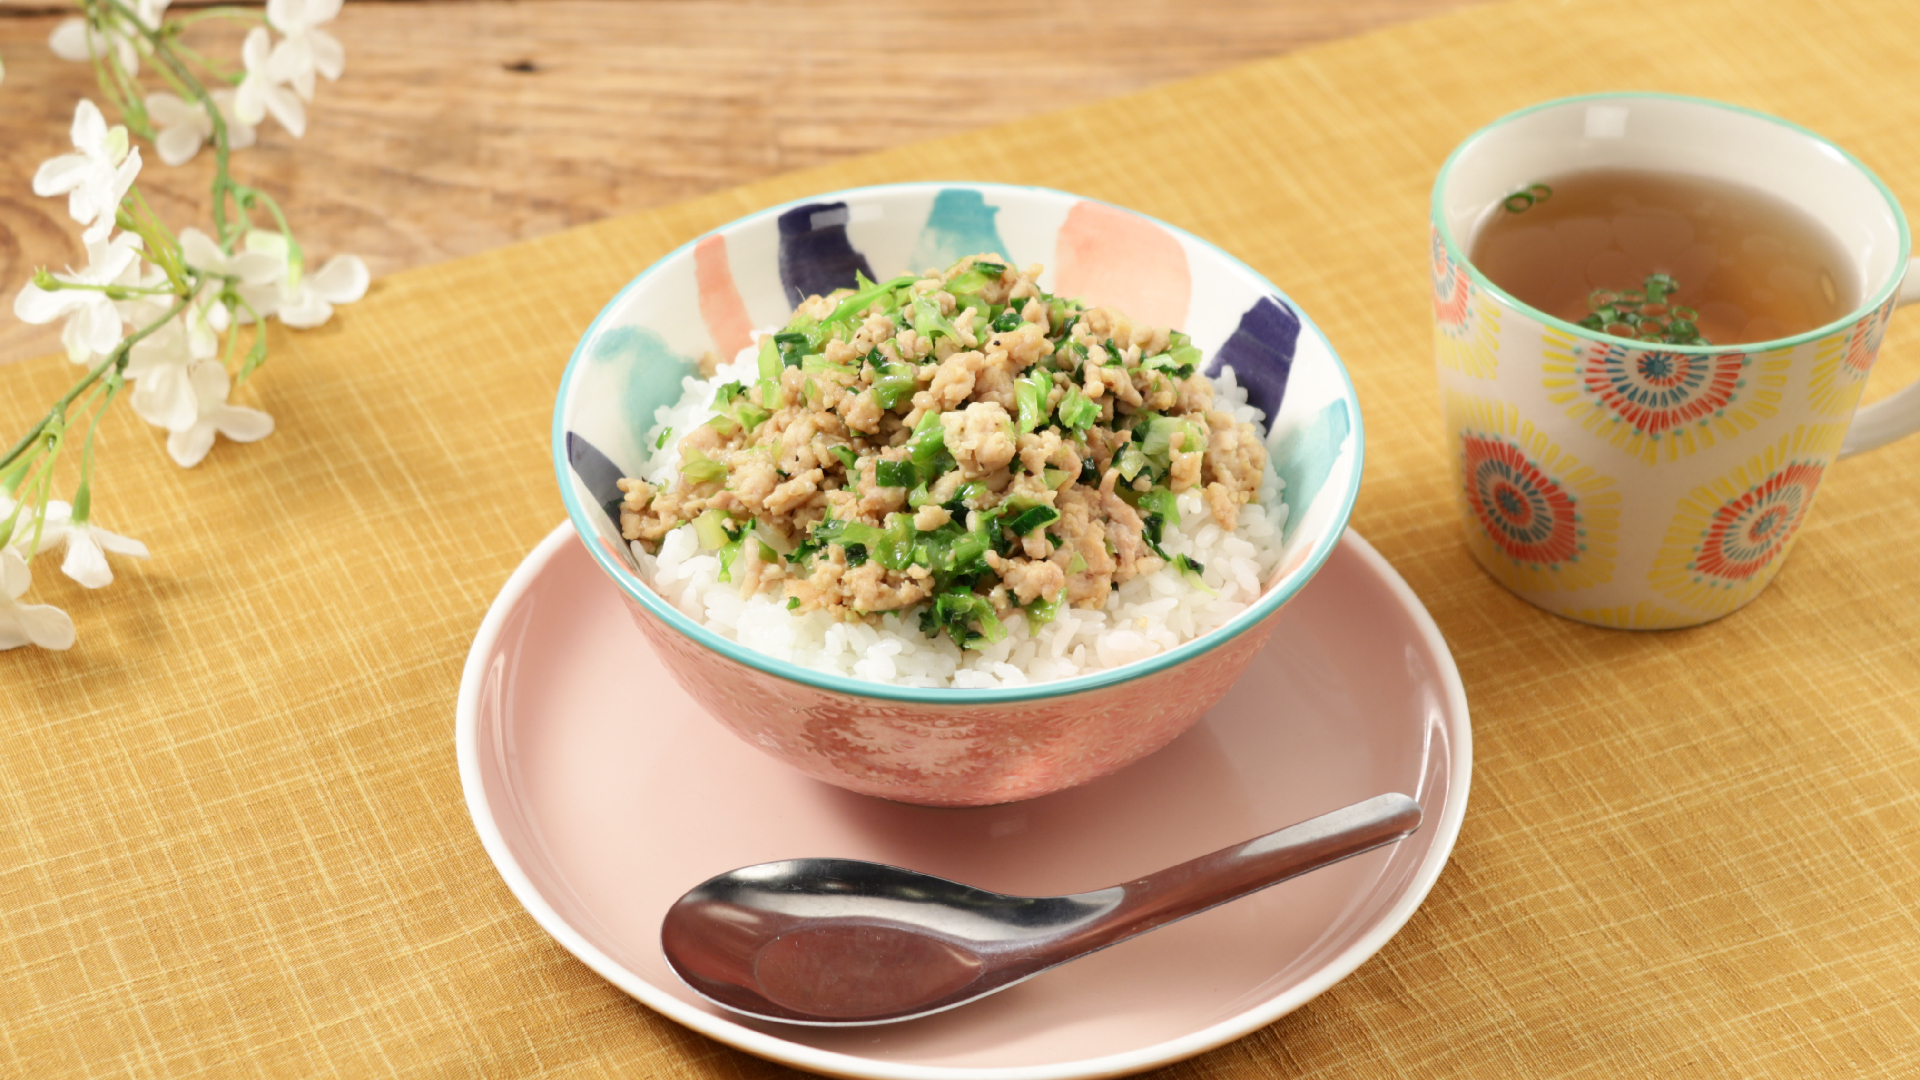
[660,792,1422,1026]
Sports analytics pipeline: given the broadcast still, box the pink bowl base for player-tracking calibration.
[625,597,1279,807]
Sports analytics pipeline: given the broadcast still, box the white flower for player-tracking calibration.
[265,0,344,101]
[33,100,144,243]
[125,308,214,431]
[145,90,256,166]
[167,360,274,468]
[181,227,281,287]
[0,551,75,651]
[239,229,368,328]
[1,495,73,558]
[13,232,145,364]
[49,17,140,74]
[278,254,368,328]
[58,518,150,589]
[2,494,149,589]
[234,28,305,137]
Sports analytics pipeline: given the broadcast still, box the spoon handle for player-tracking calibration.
[1066,793,1422,955]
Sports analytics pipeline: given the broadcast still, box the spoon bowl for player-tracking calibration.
[661,792,1422,1025]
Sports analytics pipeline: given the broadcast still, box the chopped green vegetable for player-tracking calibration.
[843,543,869,567]
[1015,368,1053,433]
[991,307,1023,333]
[1025,595,1062,629]
[870,360,918,410]
[693,509,733,551]
[875,460,916,488]
[1140,416,1207,467]
[786,597,800,610]
[906,410,951,485]
[829,445,859,470]
[928,590,1007,648]
[1137,487,1179,525]
[654,427,672,450]
[1174,554,1214,595]
[823,272,917,331]
[1116,444,1150,483]
[910,293,959,341]
[1042,468,1070,490]
[773,330,811,368]
[680,446,727,484]
[1006,504,1060,536]
[1056,385,1098,435]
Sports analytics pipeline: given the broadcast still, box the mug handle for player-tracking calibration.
[1841,256,1920,458]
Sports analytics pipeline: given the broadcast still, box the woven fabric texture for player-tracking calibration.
[5,0,1919,1075]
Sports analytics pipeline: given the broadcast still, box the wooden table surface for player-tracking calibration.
[0,0,1481,363]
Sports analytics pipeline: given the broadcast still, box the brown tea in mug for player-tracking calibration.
[1469,167,1856,345]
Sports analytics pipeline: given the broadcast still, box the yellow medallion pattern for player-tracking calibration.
[1648,423,1847,616]
[1807,295,1893,416]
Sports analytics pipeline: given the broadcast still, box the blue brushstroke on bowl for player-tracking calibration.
[1208,296,1300,423]
[566,431,628,531]
[910,188,1011,272]
[778,202,876,307]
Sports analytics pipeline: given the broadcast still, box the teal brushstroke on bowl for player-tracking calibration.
[1272,400,1352,544]
[911,189,1011,271]
[592,325,698,451]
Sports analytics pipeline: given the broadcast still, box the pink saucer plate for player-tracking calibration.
[456,522,1471,1080]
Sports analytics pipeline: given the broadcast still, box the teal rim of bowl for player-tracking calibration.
[1431,91,1913,354]
[552,181,1365,704]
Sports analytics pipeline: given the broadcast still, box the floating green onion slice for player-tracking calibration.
[1503,192,1534,213]
[1527,183,1553,203]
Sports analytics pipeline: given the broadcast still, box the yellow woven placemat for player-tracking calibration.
[6,0,1920,1075]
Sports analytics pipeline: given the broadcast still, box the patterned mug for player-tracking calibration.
[1431,93,1920,629]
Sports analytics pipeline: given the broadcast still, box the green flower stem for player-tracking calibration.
[0,295,188,475]
[100,0,241,251]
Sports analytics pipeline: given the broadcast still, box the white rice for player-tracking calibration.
[629,342,1287,688]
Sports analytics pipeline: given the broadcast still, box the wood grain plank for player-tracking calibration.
[0,0,1483,362]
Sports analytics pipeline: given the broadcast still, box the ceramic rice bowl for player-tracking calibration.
[554,183,1363,806]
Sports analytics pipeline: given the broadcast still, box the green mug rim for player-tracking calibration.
[1430,91,1913,354]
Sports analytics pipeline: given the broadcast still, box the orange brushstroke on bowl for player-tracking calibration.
[695,235,755,360]
[1053,201,1191,331]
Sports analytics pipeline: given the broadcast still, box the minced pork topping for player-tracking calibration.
[618,255,1268,647]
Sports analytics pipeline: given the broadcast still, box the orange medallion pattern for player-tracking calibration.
[1447,391,1619,593]
[1648,423,1847,617]
[1543,328,1787,465]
